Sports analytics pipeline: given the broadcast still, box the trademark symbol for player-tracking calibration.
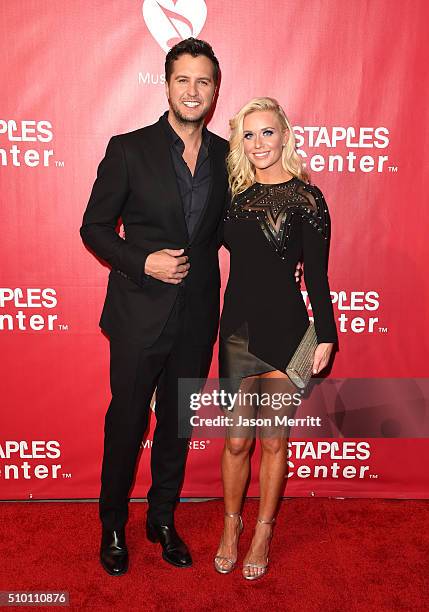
[62,473,72,479]
[388,165,398,172]
[369,474,379,479]
[55,160,65,167]
[58,324,69,331]
[378,326,388,333]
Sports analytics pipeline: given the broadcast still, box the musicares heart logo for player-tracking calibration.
[142,0,207,52]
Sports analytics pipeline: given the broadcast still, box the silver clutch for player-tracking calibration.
[286,322,318,389]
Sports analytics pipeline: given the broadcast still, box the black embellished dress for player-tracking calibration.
[219,177,338,382]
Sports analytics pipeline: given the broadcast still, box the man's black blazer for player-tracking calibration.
[80,115,229,347]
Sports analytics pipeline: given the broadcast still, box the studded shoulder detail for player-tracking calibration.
[225,178,330,259]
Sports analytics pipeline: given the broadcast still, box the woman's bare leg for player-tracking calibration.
[215,376,257,571]
[242,370,292,578]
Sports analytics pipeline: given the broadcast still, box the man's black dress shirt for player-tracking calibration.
[161,111,211,238]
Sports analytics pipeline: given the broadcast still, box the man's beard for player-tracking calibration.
[169,100,208,127]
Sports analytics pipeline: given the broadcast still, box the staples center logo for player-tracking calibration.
[142,0,207,52]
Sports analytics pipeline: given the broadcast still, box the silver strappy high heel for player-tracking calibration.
[242,517,275,581]
[214,512,244,574]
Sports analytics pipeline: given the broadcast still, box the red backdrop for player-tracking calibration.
[1,0,428,500]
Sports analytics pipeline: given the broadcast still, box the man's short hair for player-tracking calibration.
[165,37,220,85]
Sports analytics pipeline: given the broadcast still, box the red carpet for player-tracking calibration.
[1,498,428,611]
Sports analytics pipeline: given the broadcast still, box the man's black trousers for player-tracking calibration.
[99,290,213,530]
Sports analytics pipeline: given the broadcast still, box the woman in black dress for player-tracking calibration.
[214,98,338,580]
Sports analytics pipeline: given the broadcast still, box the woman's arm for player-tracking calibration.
[301,184,338,372]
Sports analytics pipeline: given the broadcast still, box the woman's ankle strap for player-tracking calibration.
[257,517,275,524]
[225,512,241,518]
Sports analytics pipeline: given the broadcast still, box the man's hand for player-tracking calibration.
[295,261,303,283]
[312,343,334,374]
[144,249,190,284]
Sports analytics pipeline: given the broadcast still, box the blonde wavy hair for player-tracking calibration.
[227,97,309,197]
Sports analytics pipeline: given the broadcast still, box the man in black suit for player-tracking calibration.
[80,38,229,575]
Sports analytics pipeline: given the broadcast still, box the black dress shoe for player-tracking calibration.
[100,528,129,576]
[146,522,192,568]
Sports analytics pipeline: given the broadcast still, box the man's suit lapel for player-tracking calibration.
[143,122,189,242]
